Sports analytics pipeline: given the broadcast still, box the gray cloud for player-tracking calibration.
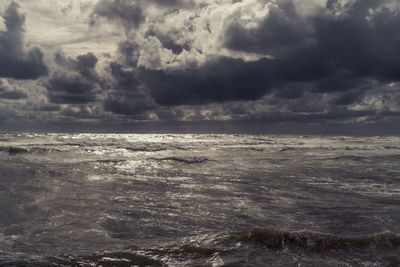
[0,90,27,100]
[60,104,103,119]
[36,103,61,112]
[0,79,27,100]
[3,0,399,129]
[144,27,191,55]
[91,0,197,33]
[225,0,400,85]
[45,51,103,104]
[148,0,196,8]
[140,57,273,106]
[91,0,145,30]
[0,1,47,79]
[224,0,311,58]
[117,41,140,67]
[103,62,155,116]
[134,0,400,111]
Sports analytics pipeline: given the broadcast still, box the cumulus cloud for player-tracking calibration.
[74,0,396,126]
[3,0,400,129]
[91,0,145,31]
[140,57,273,105]
[44,51,104,104]
[103,61,156,116]
[110,0,400,113]
[224,0,313,58]
[0,78,27,100]
[0,1,47,79]
[90,0,196,32]
[223,0,400,83]
[91,0,197,31]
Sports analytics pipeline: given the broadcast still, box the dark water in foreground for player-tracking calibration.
[0,133,400,266]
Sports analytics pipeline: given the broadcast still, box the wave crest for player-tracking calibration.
[49,251,165,267]
[152,156,208,164]
[231,228,400,252]
[0,146,61,154]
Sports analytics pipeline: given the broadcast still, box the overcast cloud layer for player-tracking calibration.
[1,0,400,133]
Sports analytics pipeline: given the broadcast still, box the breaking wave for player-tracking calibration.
[16,251,166,267]
[0,146,61,154]
[229,228,400,252]
[3,228,400,266]
[52,252,164,267]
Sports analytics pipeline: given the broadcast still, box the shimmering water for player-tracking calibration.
[0,133,400,266]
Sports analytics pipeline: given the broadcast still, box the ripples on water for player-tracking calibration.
[0,133,400,266]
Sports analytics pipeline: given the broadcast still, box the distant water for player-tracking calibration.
[1,133,400,266]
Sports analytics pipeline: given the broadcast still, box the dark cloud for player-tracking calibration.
[224,0,400,89]
[332,91,363,106]
[274,83,306,99]
[45,74,98,104]
[148,0,196,8]
[224,1,310,58]
[138,0,400,108]
[117,41,140,67]
[54,51,99,79]
[0,90,27,100]
[36,0,399,127]
[0,2,48,79]
[140,57,273,106]
[315,2,400,82]
[0,79,27,100]
[91,0,145,30]
[145,27,190,55]
[36,104,61,112]
[103,62,155,115]
[91,0,196,33]
[45,51,103,104]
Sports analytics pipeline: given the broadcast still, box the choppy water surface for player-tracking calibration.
[1,133,400,266]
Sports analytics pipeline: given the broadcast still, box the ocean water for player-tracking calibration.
[0,133,400,266]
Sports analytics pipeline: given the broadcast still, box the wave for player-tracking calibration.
[47,251,165,267]
[1,252,165,267]
[124,146,168,152]
[331,154,400,162]
[151,156,208,164]
[236,147,265,152]
[315,145,391,151]
[4,229,400,266]
[331,155,366,161]
[95,159,128,164]
[229,228,400,252]
[0,146,61,154]
[276,147,298,152]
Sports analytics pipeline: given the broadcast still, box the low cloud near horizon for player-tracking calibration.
[1,0,400,133]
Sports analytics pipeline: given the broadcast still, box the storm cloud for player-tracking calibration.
[103,62,155,116]
[83,0,400,126]
[137,0,400,107]
[91,0,197,33]
[91,0,145,30]
[0,78,27,100]
[1,0,400,132]
[0,1,47,79]
[45,51,103,104]
[140,57,273,106]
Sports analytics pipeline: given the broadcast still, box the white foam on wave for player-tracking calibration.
[87,175,113,182]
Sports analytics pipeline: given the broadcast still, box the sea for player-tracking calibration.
[0,133,400,266]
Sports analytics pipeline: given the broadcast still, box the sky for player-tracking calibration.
[1,0,400,133]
